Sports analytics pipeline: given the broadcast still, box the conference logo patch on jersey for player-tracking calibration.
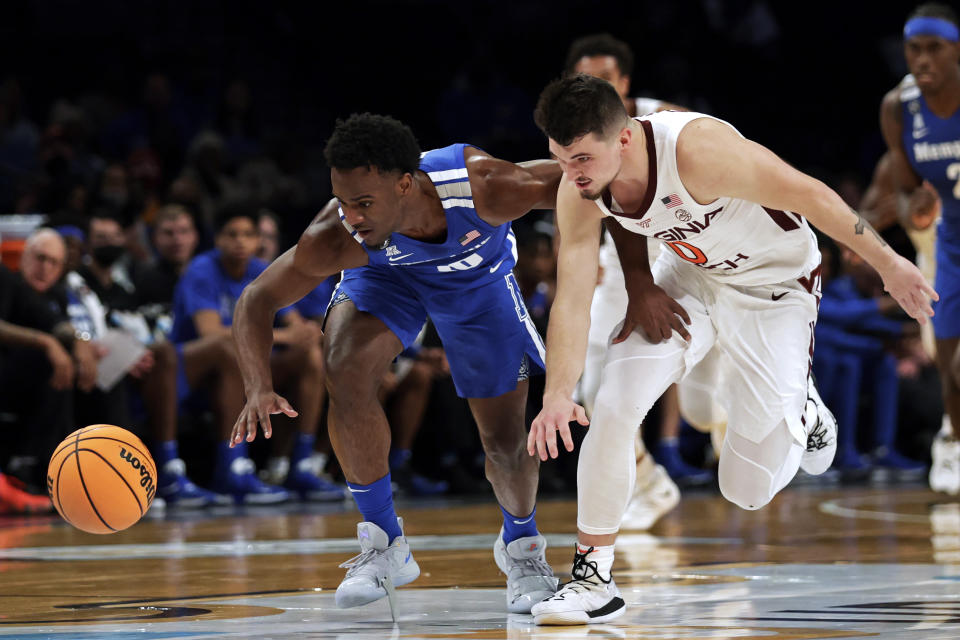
[458,229,481,245]
[385,244,402,257]
[662,193,683,208]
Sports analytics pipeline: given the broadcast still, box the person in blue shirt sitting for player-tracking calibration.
[170,203,336,504]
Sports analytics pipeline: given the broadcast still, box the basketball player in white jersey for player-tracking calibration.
[565,34,715,532]
[527,75,937,625]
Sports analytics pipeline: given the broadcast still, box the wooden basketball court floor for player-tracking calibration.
[1,481,959,639]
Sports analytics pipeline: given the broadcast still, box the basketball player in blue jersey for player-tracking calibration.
[230,113,561,614]
[881,3,960,495]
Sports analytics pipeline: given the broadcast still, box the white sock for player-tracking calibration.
[577,543,615,582]
[942,416,954,439]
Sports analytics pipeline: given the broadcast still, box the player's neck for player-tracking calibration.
[607,120,651,211]
[398,171,448,243]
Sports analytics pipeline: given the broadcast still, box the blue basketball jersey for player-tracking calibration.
[333,143,545,397]
[900,74,960,254]
[338,144,518,292]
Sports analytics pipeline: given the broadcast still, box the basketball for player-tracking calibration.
[46,424,157,535]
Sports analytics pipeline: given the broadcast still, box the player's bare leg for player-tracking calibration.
[470,379,558,613]
[324,301,419,608]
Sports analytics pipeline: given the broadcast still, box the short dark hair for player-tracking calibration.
[534,74,629,146]
[87,208,124,236]
[908,2,959,25]
[323,113,421,176]
[564,33,634,77]
[213,201,259,234]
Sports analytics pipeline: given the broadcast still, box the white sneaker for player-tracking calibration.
[930,426,960,495]
[620,463,680,530]
[493,530,558,613]
[531,547,626,625]
[335,518,420,609]
[799,375,837,475]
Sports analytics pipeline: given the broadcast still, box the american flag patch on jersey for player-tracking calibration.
[661,194,683,208]
[458,229,481,245]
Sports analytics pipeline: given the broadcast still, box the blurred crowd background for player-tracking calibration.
[0,0,945,512]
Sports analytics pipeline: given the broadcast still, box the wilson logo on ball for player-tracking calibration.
[119,448,156,501]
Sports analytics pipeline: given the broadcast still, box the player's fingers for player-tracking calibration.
[527,426,538,457]
[535,426,549,461]
[259,410,273,440]
[671,300,692,325]
[245,410,259,442]
[612,319,635,344]
[574,404,590,426]
[558,422,574,452]
[230,416,244,447]
[276,396,299,418]
[672,314,692,341]
[923,282,940,302]
[545,424,559,459]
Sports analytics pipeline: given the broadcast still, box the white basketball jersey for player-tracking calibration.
[595,111,820,286]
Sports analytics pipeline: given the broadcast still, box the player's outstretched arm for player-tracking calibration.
[676,117,939,323]
[231,200,368,445]
[465,148,562,226]
[528,180,600,461]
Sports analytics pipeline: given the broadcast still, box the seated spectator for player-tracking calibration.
[20,223,214,509]
[256,209,281,263]
[129,204,199,339]
[0,260,77,513]
[813,238,925,475]
[171,203,335,503]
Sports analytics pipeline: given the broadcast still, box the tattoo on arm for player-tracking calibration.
[852,207,888,247]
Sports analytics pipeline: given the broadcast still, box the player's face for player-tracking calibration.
[573,55,630,99]
[905,34,960,92]
[332,167,406,248]
[549,131,624,200]
[215,217,259,264]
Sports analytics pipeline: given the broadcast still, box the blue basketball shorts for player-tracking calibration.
[934,240,960,339]
[332,268,545,398]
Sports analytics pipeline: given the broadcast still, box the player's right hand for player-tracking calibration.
[528,394,589,461]
[231,390,299,447]
[614,282,691,344]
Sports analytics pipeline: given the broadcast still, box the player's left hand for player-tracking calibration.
[528,393,589,461]
[879,254,939,324]
[614,282,691,344]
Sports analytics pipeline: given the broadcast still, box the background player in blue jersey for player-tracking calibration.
[230,113,561,613]
[881,2,960,494]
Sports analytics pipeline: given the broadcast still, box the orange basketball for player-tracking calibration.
[47,424,157,534]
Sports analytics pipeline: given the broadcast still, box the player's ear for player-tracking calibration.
[396,172,413,197]
[618,125,632,152]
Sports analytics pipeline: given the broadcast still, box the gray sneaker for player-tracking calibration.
[335,518,420,609]
[493,530,559,613]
